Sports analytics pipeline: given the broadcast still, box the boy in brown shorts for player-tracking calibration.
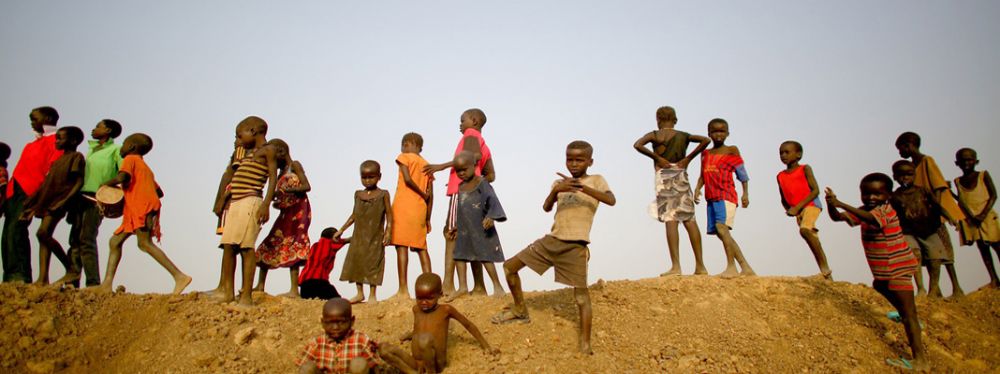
[491,140,615,354]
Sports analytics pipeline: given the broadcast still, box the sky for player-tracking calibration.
[1,1,999,297]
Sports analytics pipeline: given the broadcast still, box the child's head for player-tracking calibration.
[30,106,59,133]
[414,272,443,312]
[236,116,268,147]
[453,151,477,182]
[655,106,678,128]
[707,118,729,144]
[459,108,487,133]
[891,160,916,188]
[894,132,921,159]
[92,119,123,140]
[321,298,355,340]
[55,126,85,152]
[360,160,381,189]
[267,138,290,171]
[401,132,423,154]
[120,133,154,157]
[565,140,594,178]
[0,142,10,167]
[955,147,979,173]
[778,141,803,166]
[320,227,338,239]
[859,172,893,210]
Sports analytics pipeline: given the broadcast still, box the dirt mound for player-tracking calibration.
[0,276,997,373]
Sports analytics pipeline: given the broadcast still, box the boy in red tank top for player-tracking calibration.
[777,141,831,279]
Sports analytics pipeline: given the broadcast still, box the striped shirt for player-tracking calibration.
[298,238,346,284]
[296,330,381,373]
[230,155,268,201]
[700,150,749,203]
[845,204,918,280]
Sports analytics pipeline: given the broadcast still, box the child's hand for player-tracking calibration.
[445,229,457,241]
[422,164,444,175]
[426,219,432,234]
[674,157,692,170]
[482,217,494,230]
[693,189,701,204]
[257,203,270,224]
[787,206,801,217]
[19,209,35,221]
[383,231,391,246]
[654,156,672,169]
[824,187,838,205]
[741,194,750,208]
[333,231,343,241]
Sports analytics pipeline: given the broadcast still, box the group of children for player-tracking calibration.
[2,105,999,372]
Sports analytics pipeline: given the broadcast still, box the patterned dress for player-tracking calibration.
[256,172,311,268]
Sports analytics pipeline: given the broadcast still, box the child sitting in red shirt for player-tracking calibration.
[299,227,350,300]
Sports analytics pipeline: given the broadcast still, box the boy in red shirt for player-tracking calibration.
[299,227,350,300]
[777,141,831,279]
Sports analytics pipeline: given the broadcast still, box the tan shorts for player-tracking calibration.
[220,196,263,249]
[514,235,589,288]
[796,206,821,231]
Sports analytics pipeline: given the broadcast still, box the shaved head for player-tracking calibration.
[323,298,352,318]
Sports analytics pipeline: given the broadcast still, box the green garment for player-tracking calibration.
[81,139,122,193]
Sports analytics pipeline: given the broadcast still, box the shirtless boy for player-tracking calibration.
[381,273,496,374]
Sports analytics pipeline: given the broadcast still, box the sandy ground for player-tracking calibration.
[0,275,997,373]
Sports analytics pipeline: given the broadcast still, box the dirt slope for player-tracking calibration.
[1,276,997,373]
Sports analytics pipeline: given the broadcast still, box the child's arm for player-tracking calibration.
[679,135,711,170]
[104,170,132,187]
[258,146,280,224]
[398,161,430,201]
[693,175,704,204]
[578,181,616,206]
[334,196,356,241]
[383,190,393,246]
[425,178,434,233]
[777,176,791,213]
[213,158,237,217]
[282,161,312,194]
[51,177,84,213]
[824,187,878,225]
[740,180,750,208]
[543,177,577,212]
[787,165,820,215]
[399,330,414,342]
[482,158,496,183]
[632,131,671,168]
[448,306,498,354]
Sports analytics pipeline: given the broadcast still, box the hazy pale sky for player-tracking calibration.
[2,1,998,296]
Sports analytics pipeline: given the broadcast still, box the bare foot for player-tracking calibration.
[277,291,300,299]
[391,291,411,300]
[820,270,833,280]
[717,268,739,279]
[54,273,81,286]
[916,289,928,297]
[237,294,254,308]
[693,266,709,275]
[740,268,757,277]
[444,289,467,302]
[491,288,506,298]
[252,284,265,292]
[470,287,488,296]
[90,284,114,294]
[948,289,966,301]
[659,268,682,277]
[928,289,943,299]
[348,294,366,304]
[207,291,235,304]
[172,274,193,295]
[33,278,49,286]
[578,339,593,355]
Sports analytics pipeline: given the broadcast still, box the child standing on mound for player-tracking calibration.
[336,160,393,303]
[776,141,831,279]
[424,108,496,297]
[255,139,312,298]
[391,132,434,299]
[21,126,86,285]
[633,106,710,276]
[297,298,387,374]
[298,227,349,300]
[825,173,926,371]
[381,273,497,373]
[451,151,506,298]
[895,132,965,297]
[493,140,614,355]
[953,148,1000,288]
[693,118,755,278]
[891,160,947,297]
[96,133,191,294]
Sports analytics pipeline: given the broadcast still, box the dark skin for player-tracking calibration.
[207,135,248,295]
[24,129,82,285]
[254,147,311,297]
[334,164,393,304]
[693,122,754,278]
[422,111,495,296]
[825,181,927,370]
[634,115,710,275]
[394,140,434,299]
[896,139,966,298]
[445,154,505,300]
[954,149,1000,288]
[892,164,946,298]
[501,147,615,355]
[299,299,371,374]
[777,143,831,279]
[382,278,496,374]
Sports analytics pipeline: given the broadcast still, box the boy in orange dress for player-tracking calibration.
[391,133,434,299]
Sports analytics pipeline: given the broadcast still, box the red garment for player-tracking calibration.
[7,133,63,198]
[298,238,346,284]
[776,165,818,208]
[446,128,491,196]
[700,150,748,204]
[845,204,918,291]
[295,330,381,373]
[115,155,162,240]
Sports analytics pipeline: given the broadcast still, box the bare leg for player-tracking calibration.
[210,245,239,303]
[414,332,444,373]
[442,236,457,295]
[449,260,470,301]
[483,262,505,297]
[395,246,410,299]
[379,344,418,374]
[347,357,371,374]
[944,263,964,298]
[95,232,130,293]
[927,260,943,298]
[368,285,378,303]
[717,224,755,276]
[349,283,365,303]
[135,229,191,294]
[800,228,831,279]
[237,248,256,306]
[876,282,928,370]
[503,258,529,316]
[911,249,926,296]
[979,242,1000,288]
[682,220,707,274]
[574,287,593,354]
[254,267,268,292]
[470,262,487,295]
[35,215,69,285]
[279,266,300,298]
[416,248,432,273]
[661,221,682,276]
[715,224,738,278]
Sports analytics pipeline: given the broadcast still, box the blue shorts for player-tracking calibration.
[706,200,737,235]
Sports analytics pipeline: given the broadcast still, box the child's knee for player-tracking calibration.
[573,288,591,307]
[714,222,728,233]
[35,229,52,241]
[798,227,815,238]
[502,258,522,275]
[347,357,370,374]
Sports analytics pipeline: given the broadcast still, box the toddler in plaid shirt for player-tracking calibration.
[694,118,755,278]
[297,298,385,374]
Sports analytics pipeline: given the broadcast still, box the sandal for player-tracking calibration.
[885,357,913,370]
[491,309,530,325]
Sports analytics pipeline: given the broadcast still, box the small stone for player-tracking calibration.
[233,326,255,345]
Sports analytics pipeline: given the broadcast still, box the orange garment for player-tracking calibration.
[390,153,430,249]
[115,155,162,239]
[913,155,965,223]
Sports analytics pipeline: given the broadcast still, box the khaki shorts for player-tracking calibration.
[514,235,589,288]
[796,206,821,231]
[904,233,949,263]
[220,196,263,249]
